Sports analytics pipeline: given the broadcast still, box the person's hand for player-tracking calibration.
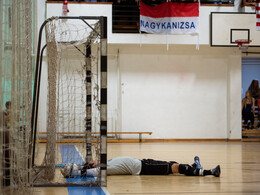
[89,160,98,168]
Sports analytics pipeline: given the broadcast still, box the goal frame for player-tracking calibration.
[30,16,107,187]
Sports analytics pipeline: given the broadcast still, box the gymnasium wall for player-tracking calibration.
[108,44,241,139]
[37,44,241,139]
[36,1,244,140]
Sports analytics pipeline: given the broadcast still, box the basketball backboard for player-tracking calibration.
[211,12,260,47]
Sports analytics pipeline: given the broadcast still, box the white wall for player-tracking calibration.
[227,54,242,139]
[36,1,243,139]
[110,44,241,139]
[37,44,242,139]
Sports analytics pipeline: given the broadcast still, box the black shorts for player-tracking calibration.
[140,159,177,175]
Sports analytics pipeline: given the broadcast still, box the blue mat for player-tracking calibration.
[60,145,85,165]
[60,144,108,195]
[67,187,107,195]
[66,177,95,183]
[66,177,107,195]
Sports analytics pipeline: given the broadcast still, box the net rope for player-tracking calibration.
[33,18,102,186]
[0,0,34,194]
[235,39,251,51]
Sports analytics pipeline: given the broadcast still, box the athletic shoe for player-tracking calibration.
[211,165,221,177]
[194,156,202,169]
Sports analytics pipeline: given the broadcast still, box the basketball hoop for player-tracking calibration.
[235,39,251,51]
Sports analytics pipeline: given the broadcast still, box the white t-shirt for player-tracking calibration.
[107,156,142,175]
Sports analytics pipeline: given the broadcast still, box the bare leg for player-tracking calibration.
[171,163,179,173]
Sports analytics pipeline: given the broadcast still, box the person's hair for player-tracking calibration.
[5,101,11,108]
[245,90,252,99]
[249,80,259,90]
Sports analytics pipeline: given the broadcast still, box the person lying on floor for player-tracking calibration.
[61,156,220,178]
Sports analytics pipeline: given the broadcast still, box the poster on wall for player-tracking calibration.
[140,1,200,35]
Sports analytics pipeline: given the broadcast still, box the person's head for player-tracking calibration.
[245,91,251,98]
[250,80,259,89]
[5,101,11,110]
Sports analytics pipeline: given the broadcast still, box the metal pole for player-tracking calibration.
[86,43,92,163]
[100,16,107,187]
[31,44,46,166]
[31,17,55,167]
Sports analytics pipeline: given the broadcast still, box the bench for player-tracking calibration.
[242,129,260,142]
[39,131,152,143]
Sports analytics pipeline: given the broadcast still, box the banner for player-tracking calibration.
[257,0,260,31]
[140,2,199,35]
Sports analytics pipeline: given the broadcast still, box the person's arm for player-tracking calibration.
[85,168,99,177]
[252,98,255,115]
[257,89,260,99]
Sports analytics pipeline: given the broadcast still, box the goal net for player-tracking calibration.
[32,17,107,187]
[0,0,34,194]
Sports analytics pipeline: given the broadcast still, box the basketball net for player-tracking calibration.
[235,39,251,51]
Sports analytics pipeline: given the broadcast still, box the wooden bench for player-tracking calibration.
[242,129,260,142]
[39,131,152,143]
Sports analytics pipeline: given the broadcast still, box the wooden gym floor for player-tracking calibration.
[33,141,260,195]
